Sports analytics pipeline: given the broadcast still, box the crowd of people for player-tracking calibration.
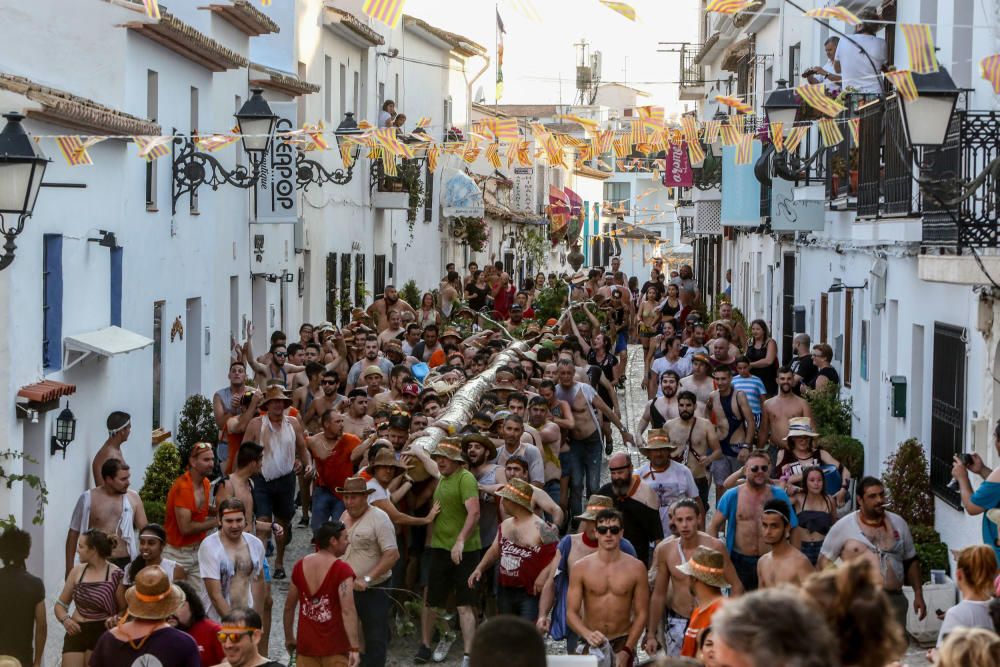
[2,257,1000,667]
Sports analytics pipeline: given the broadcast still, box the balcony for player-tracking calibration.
[370,157,423,210]
[679,43,704,101]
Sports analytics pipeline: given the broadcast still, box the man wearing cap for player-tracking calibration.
[89,566,200,665]
[368,284,416,333]
[199,498,266,623]
[504,303,526,331]
[339,476,399,667]
[346,335,394,393]
[242,386,311,580]
[677,546,727,658]
[92,410,132,487]
[343,389,375,440]
[757,498,814,588]
[165,442,219,594]
[366,446,441,528]
[664,391,720,511]
[599,453,663,566]
[362,365,386,398]
[307,410,362,532]
[470,479,559,620]
[757,366,813,463]
[418,439,481,664]
[636,430,701,539]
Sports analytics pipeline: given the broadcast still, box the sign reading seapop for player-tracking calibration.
[254,101,297,223]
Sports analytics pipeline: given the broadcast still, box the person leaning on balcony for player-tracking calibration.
[378,99,396,128]
[834,7,888,95]
[951,418,1000,564]
[803,36,842,93]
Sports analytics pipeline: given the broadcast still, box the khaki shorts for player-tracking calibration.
[298,656,349,667]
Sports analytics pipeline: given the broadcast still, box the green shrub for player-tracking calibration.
[818,434,864,479]
[175,396,219,472]
[400,279,421,309]
[807,382,853,437]
[910,525,951,583]
[140,442,181,525]
[882,438,935,528]
[531,282,568,323]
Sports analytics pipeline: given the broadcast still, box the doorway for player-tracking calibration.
[781,253,796,364]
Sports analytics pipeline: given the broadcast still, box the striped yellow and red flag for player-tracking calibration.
[443,141,466,156]
[559,114,600,133]
[638,105,664,133]
[687,139,705,166]
[885,69,919,102]
[981,55,1000,93]
[195,128,240,153]
[817,118,844,147]
[715,95,754,114]
[362,0,406,29]
[493,117,519,142]
[575,143,593,167]
[377,147,399,177]
[528,121,548,139]
[374,127,412,158]
[415,116,431,129]
[485,143,503,169]
[769,122,784,152]
[796,83,845,117]
[544,136,566,168]
[702,120,721,145]
[55,136,96,166]
[783,126,808,153]
[357,120,373,130]
[705,0,752,14]
[735,133,754,165]
[731,113,746,135]
[339,140,357,169]
[426,145,441,172]
[900,24,939,74]
[629,121,647,148]
[612,132,631,157]
[599,1,636,21]
[848,118,861,146]
[303,122,329,151]
[515,141,532,166]
[803,6,860,25]
[720,123,740,146]
[143,0,161,20]
[133,135,171,161]
[462,145,481,164]
[594,129,615,154]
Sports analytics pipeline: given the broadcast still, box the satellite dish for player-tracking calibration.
[475,86,486,104]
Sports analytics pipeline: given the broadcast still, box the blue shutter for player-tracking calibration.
[110,247,123,326]
[42,235,63,370]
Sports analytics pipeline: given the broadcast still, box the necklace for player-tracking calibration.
[859,513,884,528]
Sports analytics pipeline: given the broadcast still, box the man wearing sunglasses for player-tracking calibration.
[566,508,648,667]
[708,450,798,592]
[217,607,286,667]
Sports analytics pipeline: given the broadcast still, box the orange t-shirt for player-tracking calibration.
[164,471,212,547]
[428,348,446,368]
[681,597,724,657]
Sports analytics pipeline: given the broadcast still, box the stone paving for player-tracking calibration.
[41,345,931,665]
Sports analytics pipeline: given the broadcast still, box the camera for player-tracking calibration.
[946,453,976,491]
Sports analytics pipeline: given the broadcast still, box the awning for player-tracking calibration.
[17,380,76,413]
[63,326,154,370]
[441,168,485,218]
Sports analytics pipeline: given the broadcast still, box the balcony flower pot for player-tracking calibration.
[831,175,840,193]
[849,170,859,194]
[903,574,956,645]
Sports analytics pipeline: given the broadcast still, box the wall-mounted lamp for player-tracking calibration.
[50,404,77,458]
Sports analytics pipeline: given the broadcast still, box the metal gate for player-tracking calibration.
[781,253,796,364]
[340,253,352,325]
[931,323,966,507]
[373,254,387,298]
[325,253,337,325]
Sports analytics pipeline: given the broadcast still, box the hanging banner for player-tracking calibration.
[512,166,535,213]
[254,101,297,223]
[721,143,761,227]
[440,168,484,218]
[663,142,693,188]
[770,177,825,232]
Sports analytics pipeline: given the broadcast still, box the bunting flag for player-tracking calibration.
[443,141,467,155]
[594,129,615,154]
[731,113,746,135]
[817,118,844,147]
[374,127,413,158]
[485,143,503,169]
[340,140,356,169]
[900,24,939,74]
[303,122,329,151]
[612,132,631,157]
[702,120,721,145]
[462,145,481,163]
[559,114,600,133]
[133,135,171,161]
[574,143,593,167]
[735,133,754,165]
[377,147,398,177]
[680,115,698,140]
[55,136,102,166]
[769,122,784,152]
[362,0,406,29]
[687,139,705,166]
[783,126,808,153]
[803,6,860,25]
[715,95,754,114]
[508,0,543,22]
[705,0,752,14]
[496,9,505,100]
[143,0,161,20]
[599,1,636,21]
[629,121,647,148]
[415,116,431,129]
[515,141,532,166]
[981,55,1000,94]
[885,69,919,102]
[485,117,519,142]
[544,136,567,168]
[638,105,665,133]
[720,123,739,146]
[357,120,373,130]
[194,129,240,153]
[796,83,845,117]
[848,117,861,145]
[426,144,440,172]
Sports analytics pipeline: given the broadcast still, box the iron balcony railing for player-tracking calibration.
[680,43,704,91]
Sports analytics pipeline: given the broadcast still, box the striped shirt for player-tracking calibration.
[732,375,767,415]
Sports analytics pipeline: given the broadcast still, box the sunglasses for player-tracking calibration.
[749,465,769,473]
[595,525,622,535]
[274,352,287,357]
[217,630,254,643]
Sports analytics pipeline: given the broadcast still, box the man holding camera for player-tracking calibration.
[952,420,1000,562]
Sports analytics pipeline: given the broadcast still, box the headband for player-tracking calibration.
[138,531,165,542]
[763,508,790,523]
[109,419,131,436]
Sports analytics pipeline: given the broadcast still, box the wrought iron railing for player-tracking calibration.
[680,44,703,90]
[855,95,912,218]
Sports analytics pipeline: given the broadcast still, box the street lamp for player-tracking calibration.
[0,112,50,271]
[828,278,868,293]
[50,404,77,458]
[295,112,364,191]
[763,80,801,137]
[898,67,961,148]
[172,88,278,213]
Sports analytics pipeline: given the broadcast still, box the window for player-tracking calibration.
[145,70,158,210]
[152,300,165,429]
[604,182,630,215]
[843,289,853,387]
[820,292,829,343]
[354,254,366,307]
[325,253,338,324]
[230,276,240,340]
[394,73,399,104]
[324,56,333,123]
[788,43,801,83]
[353,71,360,115]
[378,82,385,110]
[42,235,63,370]
[424,161,434,222]
[110,247,122,327]
[190,86,199,213]
[339,253,352,325]
[339,64,347,119]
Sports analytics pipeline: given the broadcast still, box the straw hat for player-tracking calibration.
[430,438,467,462]
[369,448,410,472]
[677,546,730,589]
[336,476,376,495]
[497,479,535,512]
[783,417,819,440]
[641,429,679,452]
[363,365,386,379]
[124,566,185,620]
[440,327,462,341]
[460,432,497,460]
[492,379,518,393]
[259,385,292,408]
[575,494,615,522]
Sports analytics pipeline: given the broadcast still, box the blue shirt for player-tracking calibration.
[732,375,767,415]
[716,485,798,555]
[971,480,1000,563]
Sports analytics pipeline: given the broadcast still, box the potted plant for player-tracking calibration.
[175,395,219,471]
[455,216,487,252]
[848,147,859,194]
[139,442,182,525]
[830,155,847,194]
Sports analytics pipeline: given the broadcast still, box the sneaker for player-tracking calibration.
[414,644,433,664]
[432,630,457,662]
[605,438,614,456]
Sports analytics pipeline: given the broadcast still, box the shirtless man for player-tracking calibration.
[757,499,814,588]
[342,389,375,439]
[67,459,148,575]
[496,456,565,527]
[646,499,741,656]
[664,391,721,511]
[708,450,798,592]
[377,308,406,346]
[818,476,926,628]
[198,498,267,622]
[637,372,681,445]
[301,370,345,434]
[214,442,274,536]
[757,366,813,463]
[91,411,132,486]
[246,339,305,387]
[678,355,713,417]
[706,366,756,502]
[367,284,416,333]
[537,380,574,432]
[554,359,636,517]
[567,509,649,667]
[527,396,565,505]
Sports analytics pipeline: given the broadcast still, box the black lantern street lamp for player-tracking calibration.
[172,88,278,214]
[898,67,961,148]
[763,80,801,138]
[0,112,50,271]
[50,404,77,458]
[296,112,364,191]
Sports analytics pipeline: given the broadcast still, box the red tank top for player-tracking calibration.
[315,434,361,498]
[497,524,557,592]
[291,558,355,657]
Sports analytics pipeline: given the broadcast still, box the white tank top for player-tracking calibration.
[260,417,296,481]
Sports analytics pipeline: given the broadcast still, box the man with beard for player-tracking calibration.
[301,370,345,434]
[497,457,565,527]
[410,324,443,363]
[646,499,741,657]
[638,371,682,444]
[345,335,394,392]
[342,389,375,439]
[494,414,545,487]
[670,264,698,297]
[706,366,756,503]
[215,364,252,472]
[647,337,692,400]
[370,365,413,414]
[368,284,416,333]
[757,366,813,463]
[681,324,709,362]
[663,391,720,511]
[757,499,814,588]
[307,410,361,531]
[819,476,925,628]
[636,431,701,539]
[199,499,266,621]
[464,434,501,558]
[598,453,662,566]
[401,323,423,356]
[67,459,147,574]
[247,341,304,387]
[679,355,713,417]
[789,333,817,392]
[504,303,526,331]
[527,396,564,506]
[708,450,797,592]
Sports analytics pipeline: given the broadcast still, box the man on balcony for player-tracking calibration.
[803,37,842,93]
[834,8,888,95]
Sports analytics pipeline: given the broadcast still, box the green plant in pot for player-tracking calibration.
[175,395,219,472]
[140,442,182,525]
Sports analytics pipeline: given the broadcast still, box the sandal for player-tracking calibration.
[272,568,286,580]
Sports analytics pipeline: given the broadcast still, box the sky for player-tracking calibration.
[404,0,702,113]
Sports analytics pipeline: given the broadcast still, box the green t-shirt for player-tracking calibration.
[431,468,482,552]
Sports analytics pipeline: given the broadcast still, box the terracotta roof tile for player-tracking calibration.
[206,0,281,36]
[17,380,77,404]
[127,8,249,72]
[250,63,321,97]
[403,15,487,58]
[324,5,385,46]
[493,104,560,119]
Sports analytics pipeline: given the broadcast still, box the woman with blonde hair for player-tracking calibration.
[936,627,1000,666]
[937,545,998,646]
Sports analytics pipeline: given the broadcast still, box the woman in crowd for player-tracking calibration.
[793,466,838,566]
[660,282,681,321]
[937,545,998,647]
[466,270,491,312]
[121,524,186,589]
[417,292,442,329]
[936,627,1000,666]
[697,627,720,667]
[55,529,125,667]
[170,579,225,666]
[746,319,779,396]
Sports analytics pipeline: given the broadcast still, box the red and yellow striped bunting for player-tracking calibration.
[715,95,754,114]
[885,70,918,102]
[55,136,104,166]
[769,122,784,152]
[638,105,664,132]
[735,133,754,165]
[195,129,240,153]
[702,120,721,145]
[848,118,860,146]
[415,116,431,129]
[599,1,636,21]
[426,145,440,172]
[900,24,939,74]
[462,145,481,164]
[594,129,615,155]
[485,143,503,169]
[143,0,160,20]
[783,126,808,153]
[362,0,406,29]
[804,6,859,25]
[706,0,752,14]
[796,83,845,117]
[687,139,705,166]
[133,135,171,161]
[981,55,1000,94]
[720,123,740,146]
[817,118,844,147]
